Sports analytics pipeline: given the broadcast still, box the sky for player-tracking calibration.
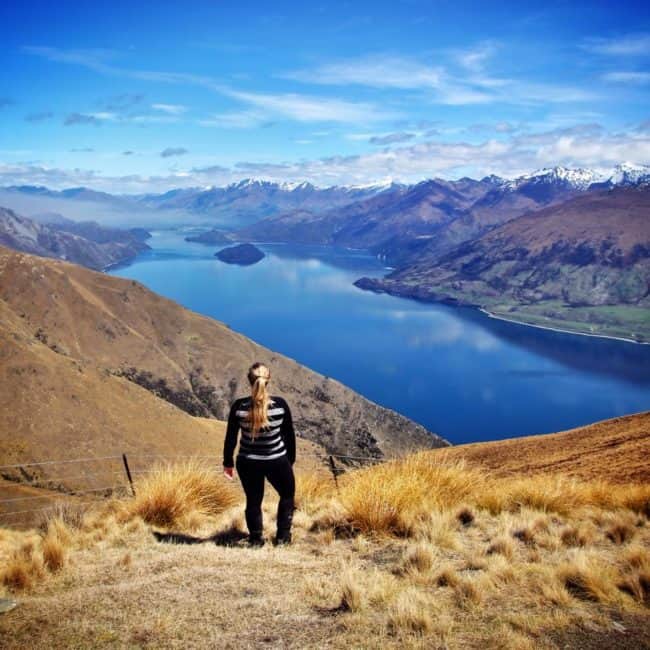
[0,0,649,193]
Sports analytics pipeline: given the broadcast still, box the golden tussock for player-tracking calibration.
[128,459,239,527]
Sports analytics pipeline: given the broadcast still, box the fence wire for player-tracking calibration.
[0,449,385,523]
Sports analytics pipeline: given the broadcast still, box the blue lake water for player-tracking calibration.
[110,230,650,445]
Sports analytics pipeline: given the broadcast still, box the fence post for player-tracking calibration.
[122,453,136,497]
[328,455,340,492]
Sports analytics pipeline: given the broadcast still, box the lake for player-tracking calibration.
[110,230,650,445]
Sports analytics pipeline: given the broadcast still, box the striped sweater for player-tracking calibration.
[223,396,296,467]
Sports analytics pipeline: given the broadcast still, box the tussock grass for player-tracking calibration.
[320,452,650,538]
[338,568,365,612]
[400,543,435,574]
[556,554,622,604]
[41,529,66,573]
[387,588,433,634]
[478,475,650,516]
[1,539,45,591]
[616,544,650,605]
[453,577,482,608]
[486,537,515,559]
[294,472,334,515]
[1,452,649,648]
[337,453,483,536]
[128,460,238,527]
[604,512,638,545]
[560,522,596,547]
[435,565,460,588]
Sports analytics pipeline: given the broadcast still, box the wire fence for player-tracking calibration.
[0,449,384,525]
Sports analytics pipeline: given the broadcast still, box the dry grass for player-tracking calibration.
[337,453,484,536]
[128,460,239,528]
[331,452,650,539]
[387,588,434,634]
[1,539,45,592]
[556,554,623,604]
[294,471,334,515]
[400,543,435,574]
[1,454,650,648]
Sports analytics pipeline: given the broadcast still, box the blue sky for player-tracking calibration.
[1,0,649,192]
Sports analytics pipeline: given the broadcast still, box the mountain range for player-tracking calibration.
[0,161,648,340]
[234,163,650,263]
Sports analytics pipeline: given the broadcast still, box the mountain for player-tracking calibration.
[606,162,650,187]
[184,228,233,245]
[28,211,75,226]
[235,164,650,270]
[52,220,151,246]
[0,207,150,270]
[235,177,495,257]
[3,185,134,208]
[135,178,397,228]
[0,294,228,473]
[0,246,444,464]
[356,186,650,342]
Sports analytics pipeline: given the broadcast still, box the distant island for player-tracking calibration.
[184,229,232,245]
[215,243,265,266]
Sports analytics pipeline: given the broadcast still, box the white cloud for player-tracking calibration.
[4,123,647,193]
[197,110,267,129]
[602,71,650,84]
[282,55,444,89]
[281,53,597,106]
[583,33,650,56]
[222,88,396,123]
[455,42,498,71]
[151,103,187,114]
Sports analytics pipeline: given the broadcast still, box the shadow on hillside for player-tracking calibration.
[153,525,248,547]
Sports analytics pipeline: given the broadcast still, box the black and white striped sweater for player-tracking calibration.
[223,396,296,467]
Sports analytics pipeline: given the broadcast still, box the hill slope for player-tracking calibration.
[437,411,650,484]
[0,246,443,464]
[357,187,650,341]
[0,207,149,270]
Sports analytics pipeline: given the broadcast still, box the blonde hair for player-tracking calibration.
[247,362,271,436]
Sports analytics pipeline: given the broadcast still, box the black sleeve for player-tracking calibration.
[280,398,296,465]
[223,401,240,468]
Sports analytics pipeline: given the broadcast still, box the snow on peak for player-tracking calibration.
[280,181,315,192]
[516,166,604,189]
[609,162,650,185]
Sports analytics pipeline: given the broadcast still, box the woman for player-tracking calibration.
[223,362,296,547]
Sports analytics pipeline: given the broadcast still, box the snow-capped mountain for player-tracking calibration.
[607,162,650,186]
[493,163,650,192]
[503,166,604,191]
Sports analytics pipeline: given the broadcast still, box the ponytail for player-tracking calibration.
[247,362,271,437]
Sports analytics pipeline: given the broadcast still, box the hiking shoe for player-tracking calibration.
[248,535,265,548]
[273,534,292,546]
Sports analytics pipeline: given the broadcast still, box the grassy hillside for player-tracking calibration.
[1,413,648,648]
[436,411,650,484]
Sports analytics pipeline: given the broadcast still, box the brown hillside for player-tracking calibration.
[0,246,442,463]
[436,411,650,484]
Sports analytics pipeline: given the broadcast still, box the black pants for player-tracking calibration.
[236,455,295,538]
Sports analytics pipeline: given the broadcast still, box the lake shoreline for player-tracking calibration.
[353,276,647,346]
[477,309,649,346]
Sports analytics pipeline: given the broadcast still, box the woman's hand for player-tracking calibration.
[223,466,234,480]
